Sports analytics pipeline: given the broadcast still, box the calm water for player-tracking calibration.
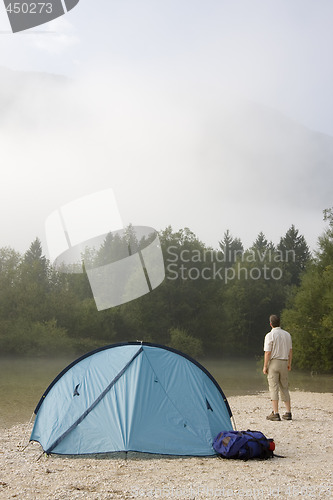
[0,356,332,429]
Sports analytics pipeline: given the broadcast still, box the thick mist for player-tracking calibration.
[0,66,331,255]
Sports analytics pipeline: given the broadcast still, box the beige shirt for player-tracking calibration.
[263,327,292,360]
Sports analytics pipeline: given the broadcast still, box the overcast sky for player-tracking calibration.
[0,0,332,255]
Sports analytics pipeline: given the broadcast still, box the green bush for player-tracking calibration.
[0,319,75,356]
[168,327,203,358]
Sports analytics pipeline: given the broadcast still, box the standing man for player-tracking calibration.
[263,314,292,421]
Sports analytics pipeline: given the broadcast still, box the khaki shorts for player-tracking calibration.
[267,359,290,401]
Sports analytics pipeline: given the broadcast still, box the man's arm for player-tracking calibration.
[263,351,271,374]
[288,348,292,371]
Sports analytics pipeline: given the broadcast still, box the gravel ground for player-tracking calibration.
[0,391,332,499]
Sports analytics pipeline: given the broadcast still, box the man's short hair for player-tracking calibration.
[270,315,280,327]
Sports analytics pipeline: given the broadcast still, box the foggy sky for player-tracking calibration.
[0,1,332,255]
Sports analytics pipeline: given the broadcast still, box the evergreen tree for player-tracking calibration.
[0,247,21,320]
[251,232,275,255]
[94,231,128,266]
[22,237,49,289]
[218,230,244,268]
[16,238,51,321]
[278,225,311,286]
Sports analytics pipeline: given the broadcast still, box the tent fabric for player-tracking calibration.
[30,342,233,456]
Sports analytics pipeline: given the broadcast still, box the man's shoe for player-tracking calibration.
[266,411,281,421]
[282,412,292,420]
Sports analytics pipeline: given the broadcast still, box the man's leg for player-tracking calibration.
[284,400,291,413]
[266,360,281,420]
[279,360,292,419]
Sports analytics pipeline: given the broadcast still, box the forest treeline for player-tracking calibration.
[0,209,332,373]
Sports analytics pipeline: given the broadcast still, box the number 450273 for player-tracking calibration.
[5,3,53,14]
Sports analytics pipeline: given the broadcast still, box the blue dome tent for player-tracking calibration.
[30,342,234,456]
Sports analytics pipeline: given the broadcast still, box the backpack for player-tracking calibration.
[213,430,275,460]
